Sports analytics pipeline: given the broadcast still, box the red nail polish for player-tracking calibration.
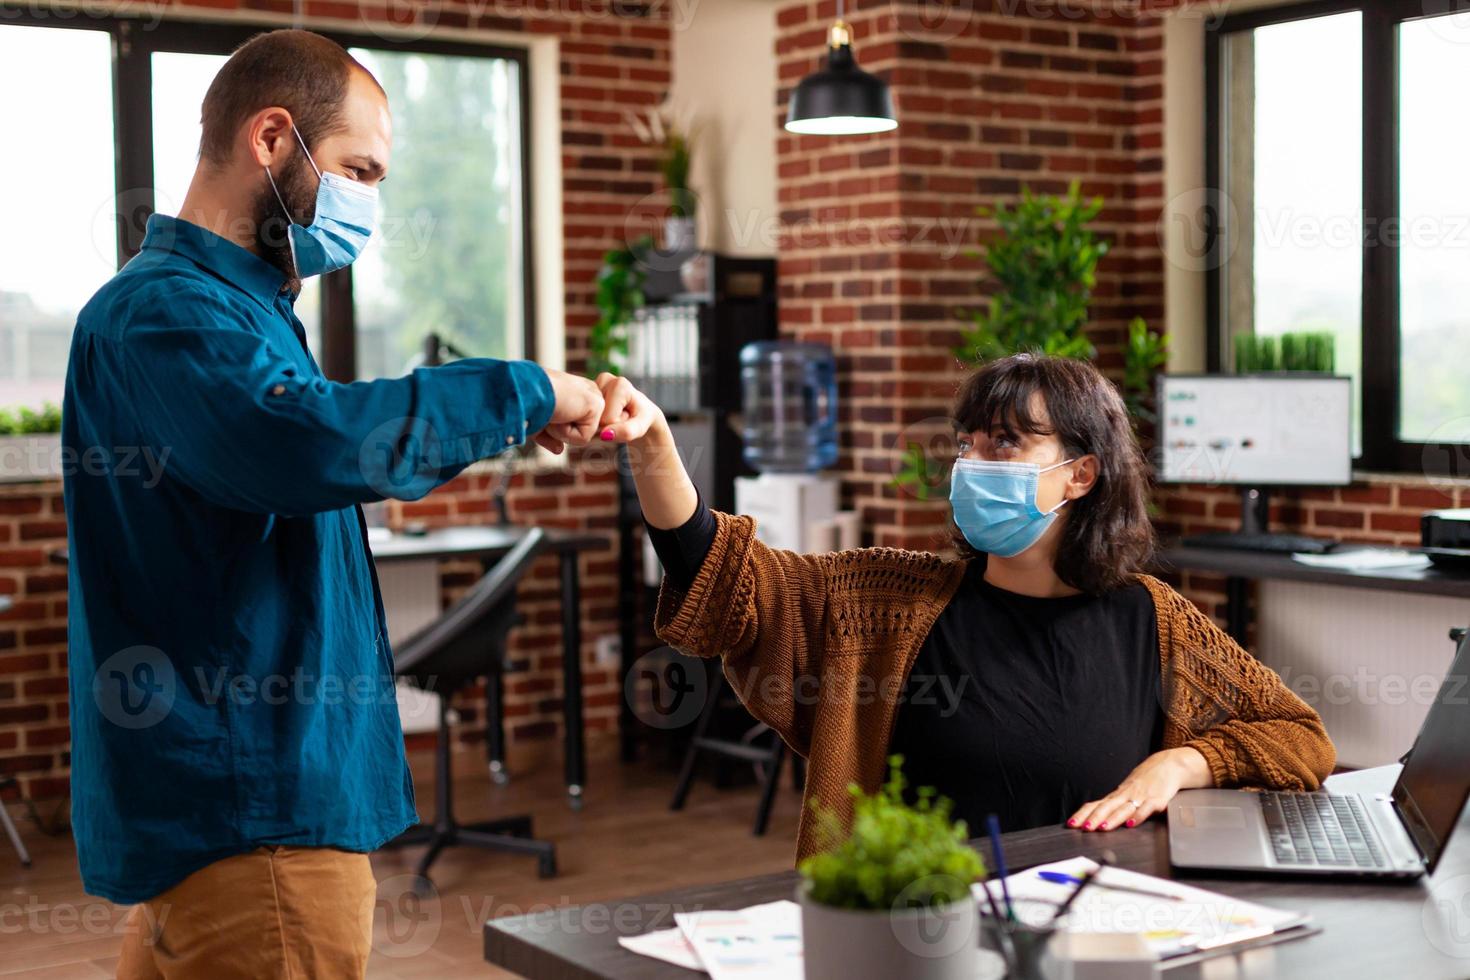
[1067,819,1077,827]
[1099,822,1108,830]
[599,428,614,441]
[1083,822,1091,829]
[1126,819,1135,828]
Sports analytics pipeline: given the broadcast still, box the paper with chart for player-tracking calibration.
[974,856,1310,960]
[672,899,802,979]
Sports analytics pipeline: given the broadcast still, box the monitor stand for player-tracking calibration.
[1180,487,1337,554]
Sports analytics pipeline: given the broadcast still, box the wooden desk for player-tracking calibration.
[371,525,605,808]
[484,791,1470,979]
[1156,544,1470,644]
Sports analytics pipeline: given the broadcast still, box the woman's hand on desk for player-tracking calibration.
[1067,747,1213,832]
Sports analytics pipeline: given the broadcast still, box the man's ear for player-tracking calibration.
[1066,455,1100,500]
[246,107,295,169]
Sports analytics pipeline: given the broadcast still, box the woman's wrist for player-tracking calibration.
[1165,746,1214,789]
[627,410,698,530]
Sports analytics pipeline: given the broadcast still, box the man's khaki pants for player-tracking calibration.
[117,846,376,979]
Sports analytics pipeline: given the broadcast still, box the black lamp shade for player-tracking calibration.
[785,42,896,136]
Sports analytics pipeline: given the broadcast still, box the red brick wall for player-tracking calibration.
[0,0,669,800]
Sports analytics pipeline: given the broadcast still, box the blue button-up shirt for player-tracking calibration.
[63,215,554,903]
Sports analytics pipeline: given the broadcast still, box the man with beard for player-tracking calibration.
[62,29,603,978]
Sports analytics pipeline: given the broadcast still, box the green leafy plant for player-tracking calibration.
[1123,316,1170,426]
[588,236,652,377]
[661,129,695,220]
[1234,331,1335,374]
[799,756,985,911]
[955,181,1106,363]
[629,105,697,221]
[0,403,62,436]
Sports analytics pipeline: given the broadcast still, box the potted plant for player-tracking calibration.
[0,403,63,483]
[797,757,986,980]
[1233,330,1335,374]
[628,104,698,254]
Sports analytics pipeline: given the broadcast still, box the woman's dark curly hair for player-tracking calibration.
[950,353,1155,595]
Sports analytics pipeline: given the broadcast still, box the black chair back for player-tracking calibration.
[394,527,546,692]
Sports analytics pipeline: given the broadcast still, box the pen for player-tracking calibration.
[985,814,1015,921]
[1037,869,1186,903]
[1047,851,1115,927]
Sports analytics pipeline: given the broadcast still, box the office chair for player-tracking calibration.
[389,528,557,883]
[669,664,804,836]
[0,777,31,867]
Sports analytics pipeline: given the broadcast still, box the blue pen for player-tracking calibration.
[985,814,1015,921]
[1038,868,1185,902]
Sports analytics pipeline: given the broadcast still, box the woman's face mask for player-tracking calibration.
[949,456,1077,557]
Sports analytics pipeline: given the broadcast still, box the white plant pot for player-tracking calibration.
[798,884,980,980]
[0,434,63,484]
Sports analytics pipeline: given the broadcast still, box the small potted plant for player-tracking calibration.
[0,403,63,483]
[798,757,986,980]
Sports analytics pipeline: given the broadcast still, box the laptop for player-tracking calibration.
[1167,628,1470,879]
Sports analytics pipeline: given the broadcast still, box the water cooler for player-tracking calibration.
[734,342,857,555]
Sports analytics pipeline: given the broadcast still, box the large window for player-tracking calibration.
[0,25,117,409]
[0,13,531,410]
[1207,1,1470,473]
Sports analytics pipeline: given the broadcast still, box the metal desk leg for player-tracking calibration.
[1225,575,1251,647]
[560,550,585,810]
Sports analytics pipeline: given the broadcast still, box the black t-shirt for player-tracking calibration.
[889,561,1163,835]
[647,502,1165,835]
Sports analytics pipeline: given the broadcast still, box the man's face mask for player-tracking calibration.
[264,125,378,279]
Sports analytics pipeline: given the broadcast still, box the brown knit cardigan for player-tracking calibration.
[654,511,1336,863]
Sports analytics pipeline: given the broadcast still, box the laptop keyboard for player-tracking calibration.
[1260,792,1390,869]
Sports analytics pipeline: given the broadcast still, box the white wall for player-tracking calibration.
[670,0,779,257]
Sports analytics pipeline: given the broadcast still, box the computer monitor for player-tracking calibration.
[1158,374,1353,487]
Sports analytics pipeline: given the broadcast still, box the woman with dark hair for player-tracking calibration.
[580,353,1334,859]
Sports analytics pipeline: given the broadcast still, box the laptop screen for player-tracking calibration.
[1393,631,1470,873]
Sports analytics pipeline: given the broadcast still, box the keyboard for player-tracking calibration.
[1260,792,1389,869]
[1181,532,1339,555]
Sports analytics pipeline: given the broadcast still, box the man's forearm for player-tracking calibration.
[627,417,699,530]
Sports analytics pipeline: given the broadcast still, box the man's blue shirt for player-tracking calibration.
[63,215,554,903]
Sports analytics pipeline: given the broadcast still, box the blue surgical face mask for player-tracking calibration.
[264,125,378,278]
[949,457,1076,558]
